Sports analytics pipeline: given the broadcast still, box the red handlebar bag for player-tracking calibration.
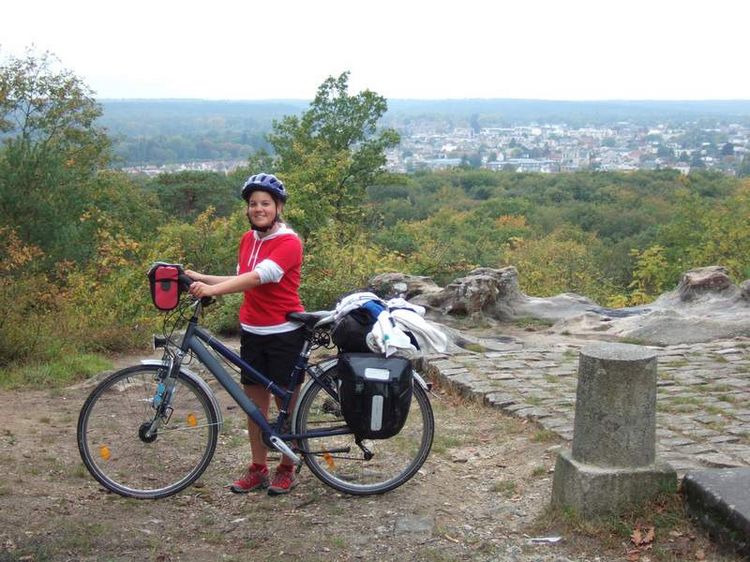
[148,264,182,311]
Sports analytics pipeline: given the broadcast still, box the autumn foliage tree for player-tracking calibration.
[0,49,111,265]
[266,71,400,237]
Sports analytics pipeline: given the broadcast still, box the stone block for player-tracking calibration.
[683,468,750,557]
[572,342,658,468]
[551,449,677,517]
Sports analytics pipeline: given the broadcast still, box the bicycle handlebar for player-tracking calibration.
[177,273,215,309]
[178,273,193,291]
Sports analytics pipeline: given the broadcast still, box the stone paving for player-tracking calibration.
[425,335,750,476]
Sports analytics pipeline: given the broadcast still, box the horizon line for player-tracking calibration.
[97,97,750,104]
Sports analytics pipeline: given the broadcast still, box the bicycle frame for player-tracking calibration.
[162,300,349,464]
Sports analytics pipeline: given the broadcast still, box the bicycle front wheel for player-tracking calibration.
[294,361,434,495]
[77,364,219,499]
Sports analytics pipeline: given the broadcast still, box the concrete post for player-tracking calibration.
[551,342,677,517]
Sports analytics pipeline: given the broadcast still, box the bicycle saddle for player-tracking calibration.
[287,310,334,330]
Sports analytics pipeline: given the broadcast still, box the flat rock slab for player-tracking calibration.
[683,468,750,556]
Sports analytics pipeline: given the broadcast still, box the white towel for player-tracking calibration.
[390,308,448,354]
[366,310,419,358]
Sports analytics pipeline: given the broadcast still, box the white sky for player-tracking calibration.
[2,0,748,101]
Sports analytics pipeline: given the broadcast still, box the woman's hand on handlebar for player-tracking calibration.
[185,269,202,282]
[184,269,214,298]
[188,280,215,299]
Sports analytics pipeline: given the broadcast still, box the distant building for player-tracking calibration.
[486,158,559,173]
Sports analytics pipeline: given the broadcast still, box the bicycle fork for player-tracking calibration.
[142,356,181,440]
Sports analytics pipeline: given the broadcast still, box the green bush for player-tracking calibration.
[301,223,403,310]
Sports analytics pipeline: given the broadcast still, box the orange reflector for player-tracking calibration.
[187,413,197,427]
[323,452,335,470]
[99,445,111,461]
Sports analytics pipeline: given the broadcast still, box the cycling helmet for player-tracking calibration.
[241,173,288,203]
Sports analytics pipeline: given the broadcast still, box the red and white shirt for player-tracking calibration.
[237,225,304,334]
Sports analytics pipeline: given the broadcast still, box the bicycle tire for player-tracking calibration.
[77,364,219,499]
[294,360,434,495]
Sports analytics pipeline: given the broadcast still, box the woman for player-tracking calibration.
[186,172,305,496]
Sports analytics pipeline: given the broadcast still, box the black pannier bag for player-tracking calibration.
[147,262,185,311]
[337,353,413,439]
[331,307,376,353]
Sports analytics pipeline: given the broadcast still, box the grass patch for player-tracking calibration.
[2,429,17,446]
[71,463,89,479]
[200,530,226,545]
[659,403,698,414]
[431,433,463,455]
[530,491,724,561]
[415,548,460,562]
[663,359,689,368]
[329,535,347,549]
[619,337,655,346]
[1,353,112,389]
[665,396,703,406]
[701,383,733,394]
[704,405,727,416]
[492,479,518,497]
[514,317,554,331]
[462,342,487,353]
[532,429,558,443]
[54,521,110,554]
[705,421,728,432]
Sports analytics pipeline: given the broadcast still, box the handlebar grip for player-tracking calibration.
[177,272,214,307]
[178,273,193,291]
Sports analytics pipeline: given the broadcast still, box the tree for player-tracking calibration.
[0,49,110,263]
[267,72,400,237]
[147,170,238,219]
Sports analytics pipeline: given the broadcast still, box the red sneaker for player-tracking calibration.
[268,465,298,496]
[229,464,269,493]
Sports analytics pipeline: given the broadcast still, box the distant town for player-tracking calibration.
[120,120,750,178]
[110,98,750,178]
[384,120,749,175]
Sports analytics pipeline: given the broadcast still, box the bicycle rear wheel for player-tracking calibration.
[77,364,219,499]
[294,361,434,495]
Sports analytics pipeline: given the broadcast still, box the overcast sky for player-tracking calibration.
[2,0,747,101]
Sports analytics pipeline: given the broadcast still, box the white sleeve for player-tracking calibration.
[254,259,284,284]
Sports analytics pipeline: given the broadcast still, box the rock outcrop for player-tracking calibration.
[369,265,750,346]
[583,266,750,345]
[372,266,600,321]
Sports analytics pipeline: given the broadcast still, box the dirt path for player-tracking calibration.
[0,349,739,562]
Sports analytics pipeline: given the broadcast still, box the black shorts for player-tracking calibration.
[240,327,306,387]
